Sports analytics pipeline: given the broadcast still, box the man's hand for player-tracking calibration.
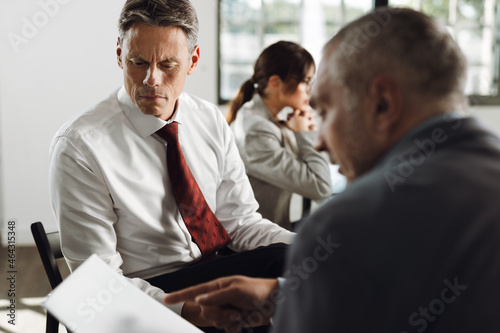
[164,275,279,333]
[180,301,214,327]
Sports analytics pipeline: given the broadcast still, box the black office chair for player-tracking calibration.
[30,221,71,333]
[302,197,312,218]
[290,197,313,232]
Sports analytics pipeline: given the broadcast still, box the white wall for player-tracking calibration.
[0,0,218,245]
[470,106,500,134]
[1,0,500,245]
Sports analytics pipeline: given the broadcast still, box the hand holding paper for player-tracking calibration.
[43,254,203,333]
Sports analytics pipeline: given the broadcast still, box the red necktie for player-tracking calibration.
[156,122,231,260]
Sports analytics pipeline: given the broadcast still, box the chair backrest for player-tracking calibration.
[31,221,71,333]
[31,221,64,289]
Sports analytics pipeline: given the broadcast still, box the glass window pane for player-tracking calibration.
[302,0,372,64]
[263,0,301,44]
[389,0,500,97]
[220,0,263,101]
[220,0,372,102]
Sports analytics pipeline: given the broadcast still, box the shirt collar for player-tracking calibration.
[118,86,183,138]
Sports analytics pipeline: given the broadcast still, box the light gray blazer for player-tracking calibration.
[230,94,332,229]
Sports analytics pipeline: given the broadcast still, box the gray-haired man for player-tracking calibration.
[165,7,500,333]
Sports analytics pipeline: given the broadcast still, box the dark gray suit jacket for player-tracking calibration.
[272,115,500,332]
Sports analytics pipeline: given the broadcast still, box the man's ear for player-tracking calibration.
[367,75,402,133]
[117,37,124,69]
[187,45,200,75]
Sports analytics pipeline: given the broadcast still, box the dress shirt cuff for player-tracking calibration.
[269,228,296,246]
[277,277,286,291]
[154,291,184,316]
[270,277,286,326]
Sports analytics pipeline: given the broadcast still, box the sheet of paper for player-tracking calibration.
[43,254,203,333]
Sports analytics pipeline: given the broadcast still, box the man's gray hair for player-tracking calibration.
[325,7,468,110]
[118,0,199,52]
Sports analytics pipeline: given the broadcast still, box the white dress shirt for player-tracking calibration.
[49,87,295,314]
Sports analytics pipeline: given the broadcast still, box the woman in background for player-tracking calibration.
[227,41,332,230]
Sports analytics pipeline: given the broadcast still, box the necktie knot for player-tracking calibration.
[157,122,178,144]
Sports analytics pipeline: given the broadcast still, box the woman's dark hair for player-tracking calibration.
[226,41,315,124]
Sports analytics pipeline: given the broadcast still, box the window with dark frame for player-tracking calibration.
[388,0,500,105]
[218,0,372,104]
[218,0,500,105]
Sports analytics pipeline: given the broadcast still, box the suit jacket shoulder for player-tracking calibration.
[273,116,500,333]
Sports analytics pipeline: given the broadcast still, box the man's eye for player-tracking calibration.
[161,63,176,69]
[131,60,147,67]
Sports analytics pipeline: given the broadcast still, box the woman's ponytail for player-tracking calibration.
[226,79,256,124]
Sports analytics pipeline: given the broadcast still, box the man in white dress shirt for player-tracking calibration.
[48,0,294,331]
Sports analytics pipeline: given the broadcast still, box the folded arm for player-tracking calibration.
[243,119,332,200]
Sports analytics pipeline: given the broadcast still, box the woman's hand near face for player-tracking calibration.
[286,108,317,132]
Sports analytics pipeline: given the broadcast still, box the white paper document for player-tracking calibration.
[43,254,203,333]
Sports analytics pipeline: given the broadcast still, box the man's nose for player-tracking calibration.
[143,65,161,86]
